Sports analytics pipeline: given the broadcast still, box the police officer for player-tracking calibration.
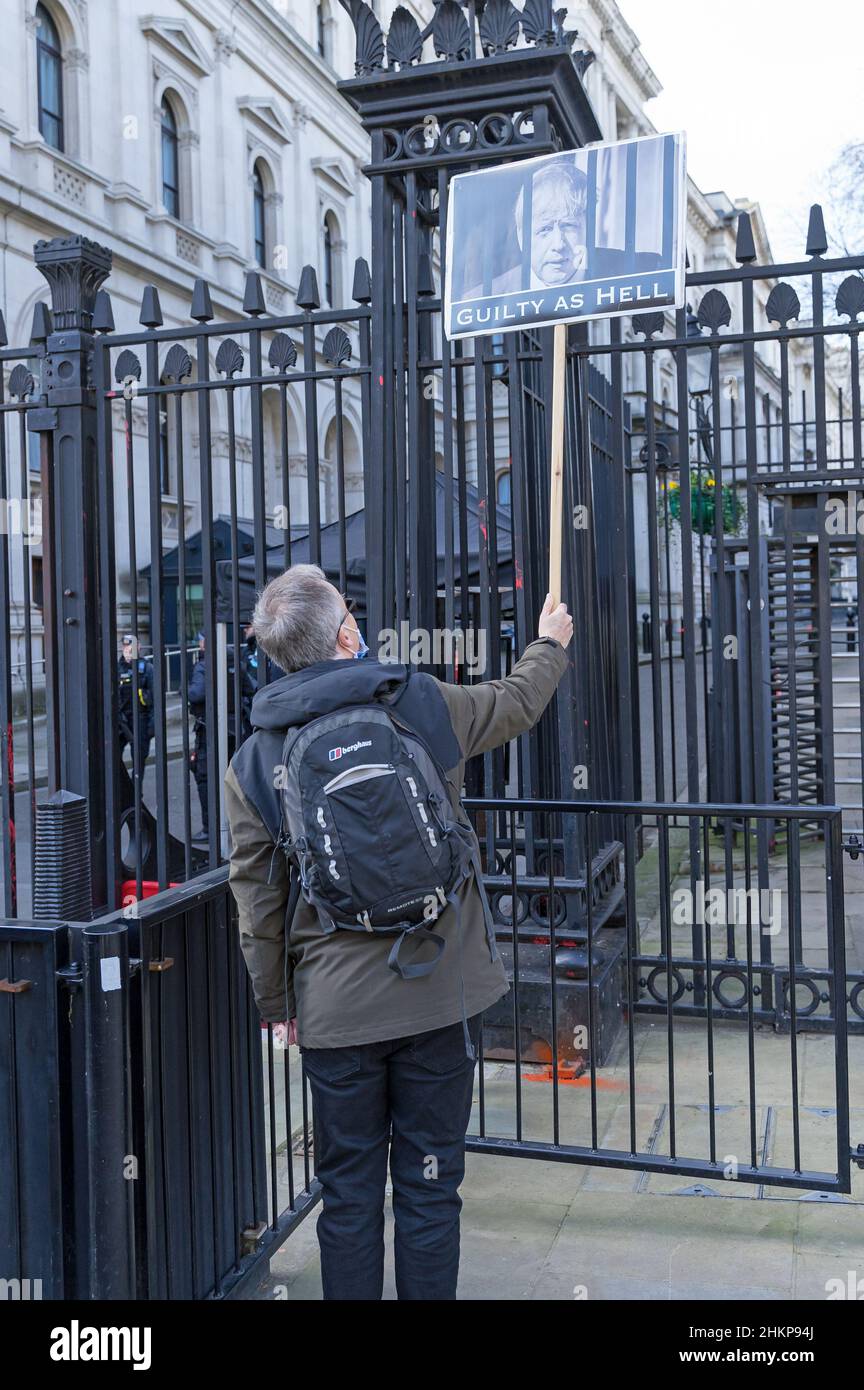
[188,632,209,841]
[236,625,259,742]
[188,629,258,842]
[118,634,155,768]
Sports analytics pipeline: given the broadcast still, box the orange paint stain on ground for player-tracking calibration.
[523,1063,628,1089]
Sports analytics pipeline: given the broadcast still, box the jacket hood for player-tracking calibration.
[249,658,409,732]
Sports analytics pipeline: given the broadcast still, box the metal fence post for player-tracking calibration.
[32,235,113,912]
[79,922,136,1299]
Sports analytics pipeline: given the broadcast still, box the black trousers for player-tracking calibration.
[119,726,152,769]
[191,729,208,832]
[300,1011,483,1300]
[191,729,235,832]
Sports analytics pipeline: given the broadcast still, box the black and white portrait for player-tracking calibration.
[444,132,686,338]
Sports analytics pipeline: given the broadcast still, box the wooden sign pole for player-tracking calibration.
[548,321,567,607]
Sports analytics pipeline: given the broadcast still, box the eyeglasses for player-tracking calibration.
[334,593,357,644]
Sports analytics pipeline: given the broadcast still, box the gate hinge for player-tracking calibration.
[844,834,861,860]
[853,1144,864,1171]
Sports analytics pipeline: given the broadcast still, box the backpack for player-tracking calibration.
[274,695,499,1059]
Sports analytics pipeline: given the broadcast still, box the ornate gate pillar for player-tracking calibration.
[337,0,599,696]
[32,234,113,912]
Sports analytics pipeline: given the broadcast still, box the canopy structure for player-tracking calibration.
[214,474,513,625]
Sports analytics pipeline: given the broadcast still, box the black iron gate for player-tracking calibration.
[1,0,862,1300]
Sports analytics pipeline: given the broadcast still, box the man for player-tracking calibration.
[460,156,665,300]
[235,625,259,743]
[190,630,256,842]
[117,634,154,769]
[521,160,590,288]
[187,632,209,841]
[461,161,590,298]
[224,563,572,1300]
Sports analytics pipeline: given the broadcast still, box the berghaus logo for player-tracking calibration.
[328,738,373,762]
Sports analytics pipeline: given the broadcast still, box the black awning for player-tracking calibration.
[214,475,513,625]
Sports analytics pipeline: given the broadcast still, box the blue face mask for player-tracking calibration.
[353,629,369,660]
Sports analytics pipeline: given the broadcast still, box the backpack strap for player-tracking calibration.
[282,866,301,1022]
[443,863,481,1062]
[387,923,446,979]
[381,695,499,971]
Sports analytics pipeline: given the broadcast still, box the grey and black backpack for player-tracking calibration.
[274,696,498,1058]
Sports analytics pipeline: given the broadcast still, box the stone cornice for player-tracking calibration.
[310,156,355,199]
[236,96,293,146]
[139,14,214,78]
[586,0,662,101]
[176,0,372,165]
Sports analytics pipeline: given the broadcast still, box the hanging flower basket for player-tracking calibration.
[666,470,742,536]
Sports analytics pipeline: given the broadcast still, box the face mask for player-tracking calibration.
[353,629,369,660]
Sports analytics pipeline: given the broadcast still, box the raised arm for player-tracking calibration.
[436,595,573,762]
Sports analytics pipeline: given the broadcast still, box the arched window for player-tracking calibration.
[160,96,180,219]
[323,214,334,307]
[496,470,511,506]
[253,162,266,267]
[36,3,63,151]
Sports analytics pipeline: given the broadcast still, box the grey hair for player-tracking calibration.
[514,160,588,248]
[251,563,345,673]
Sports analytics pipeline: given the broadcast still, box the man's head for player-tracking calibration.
[515,161,589,287]
[121,634,137,660]
[252,563,364,673]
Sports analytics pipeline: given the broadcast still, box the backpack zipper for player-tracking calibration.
[323,761,396,795]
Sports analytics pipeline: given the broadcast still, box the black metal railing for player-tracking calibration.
[463,797,853,1193]
[0,871,320,1300]
[0,323,48,919]
[1,793,853,1303]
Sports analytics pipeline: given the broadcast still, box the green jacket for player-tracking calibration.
[224,636,568,1047]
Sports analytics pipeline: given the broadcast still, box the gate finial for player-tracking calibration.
[735,211,757,264]
[297,265,321,310]
[338,0,385,75]
[191,278,214,322]
[352,257,372,303]
[806,203,828,258]
[243,270,266,317]
[139,285,163,328]
[93,290,114,334]
[30,301,53,344]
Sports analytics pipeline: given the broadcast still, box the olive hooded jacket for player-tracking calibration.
[224,635,568,1048]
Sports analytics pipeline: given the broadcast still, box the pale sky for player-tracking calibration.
[608,0,864,263]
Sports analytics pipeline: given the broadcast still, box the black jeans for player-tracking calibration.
[300,1011,483,1300]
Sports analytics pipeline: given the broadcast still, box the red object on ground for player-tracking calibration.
[121,880,179,904]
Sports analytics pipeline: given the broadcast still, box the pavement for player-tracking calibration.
[245,1031,864,1300]
[243,826,864,1302]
